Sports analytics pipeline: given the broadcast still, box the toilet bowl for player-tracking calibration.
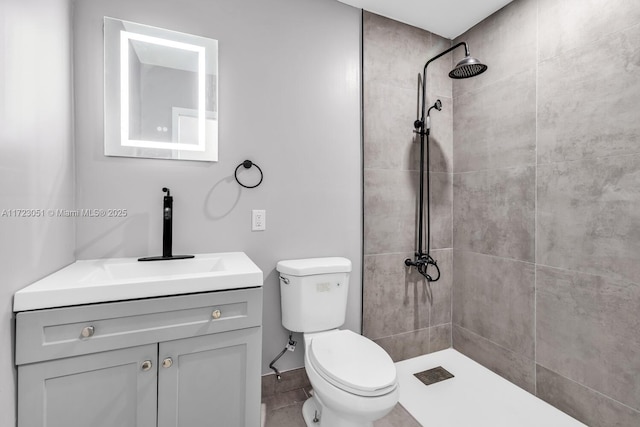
[301,330,399,427]
[276,257,399,427]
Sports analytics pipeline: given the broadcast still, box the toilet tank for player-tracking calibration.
[276,257,352,333]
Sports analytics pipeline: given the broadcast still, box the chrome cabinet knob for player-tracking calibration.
[141,360,153,371]
[211,309,222,319]
[162,357,173,368]
[81,326,95,338]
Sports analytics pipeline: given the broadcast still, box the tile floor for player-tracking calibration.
[261,364,420,426]
[262,386,421,427]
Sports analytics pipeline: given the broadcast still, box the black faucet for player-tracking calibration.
[138,187,194,262]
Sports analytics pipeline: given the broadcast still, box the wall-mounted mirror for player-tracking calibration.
[104,17,218,161]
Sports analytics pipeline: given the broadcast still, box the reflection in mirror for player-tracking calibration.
[104,17,218,161]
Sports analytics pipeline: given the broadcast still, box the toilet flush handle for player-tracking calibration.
[279,275,290,284]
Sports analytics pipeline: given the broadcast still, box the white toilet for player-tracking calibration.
[276,257,399,427]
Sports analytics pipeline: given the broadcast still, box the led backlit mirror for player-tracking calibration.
[104,17,218,161]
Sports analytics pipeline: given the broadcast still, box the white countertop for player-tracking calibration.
[14,252,263,312]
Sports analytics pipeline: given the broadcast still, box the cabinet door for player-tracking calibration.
[158,327,261,427]
[18,344,157,427]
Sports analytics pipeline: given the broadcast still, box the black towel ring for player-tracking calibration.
[234,160,263,189]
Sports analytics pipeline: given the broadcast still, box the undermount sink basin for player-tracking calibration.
[13,252,263,312]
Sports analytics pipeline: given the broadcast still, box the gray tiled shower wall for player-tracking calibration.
[363,10,454,361]
[363,0,640,426]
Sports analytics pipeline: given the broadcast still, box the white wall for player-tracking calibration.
[0,0,76,425]
[72,0,362,374]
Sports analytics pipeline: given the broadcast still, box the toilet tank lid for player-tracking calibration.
[276,257,352,276]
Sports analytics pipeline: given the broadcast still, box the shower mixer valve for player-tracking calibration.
[405,253,441,282]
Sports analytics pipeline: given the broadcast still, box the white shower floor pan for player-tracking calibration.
[396,349,586,426]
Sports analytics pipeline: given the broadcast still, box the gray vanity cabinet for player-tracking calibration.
[18,344,158,427]
[158,327,261,427]
[15,287,262,427]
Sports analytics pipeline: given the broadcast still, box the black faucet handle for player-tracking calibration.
[162,187,171,196]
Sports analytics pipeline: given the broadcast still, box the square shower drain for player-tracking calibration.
[413,366,454,386]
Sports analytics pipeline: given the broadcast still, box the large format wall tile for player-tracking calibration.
[538,24,640,164]
[374,324,451,362]
[363,11,432,92]
[537,365,640,427]
[363,81,421,172]
[450,0,640,422]
[364,169,419,255]
[363,250,452,340]
[363,86,452,173]
[536,265,640,411]
[452,325,535,393]
[374,328,430,362]
[453,250,535,358]
[453,70,536,173]
[429,323,452,353]
[425,172,452,250]
[427,34,453,101]
[363,252,430,339]
[426,96,453,173]
[538,0,640,61]
[363,8,453,371]
[537,154,640,284]
[363,11,452,173]
[453,0,537,98]
[427,249,452,327]
[453,166,535,262]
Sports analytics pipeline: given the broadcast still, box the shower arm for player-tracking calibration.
[417,41,469,132]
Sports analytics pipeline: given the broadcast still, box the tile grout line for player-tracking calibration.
[537,19,640,65]
[450,249,640,287]
[454,324,535,365]
[452,248,534,266]
[364,248,453,258]
[372,324,448,343]
[535,362,640,415]
[449,150,640,175]
[364,167,454,174]
[533,0,539,398]
[535,150,640,168]
[534,261,640,287]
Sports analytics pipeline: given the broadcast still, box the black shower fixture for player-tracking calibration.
[405,42,487,282]
[449,54,488,79]
[414,100,442,132]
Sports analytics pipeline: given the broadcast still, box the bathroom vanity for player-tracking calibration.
[13,253,263,427]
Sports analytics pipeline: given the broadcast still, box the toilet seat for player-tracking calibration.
[309,330,397,397]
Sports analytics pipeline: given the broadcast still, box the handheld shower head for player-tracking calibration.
[449,55,488,79]
[427,100,442,116]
